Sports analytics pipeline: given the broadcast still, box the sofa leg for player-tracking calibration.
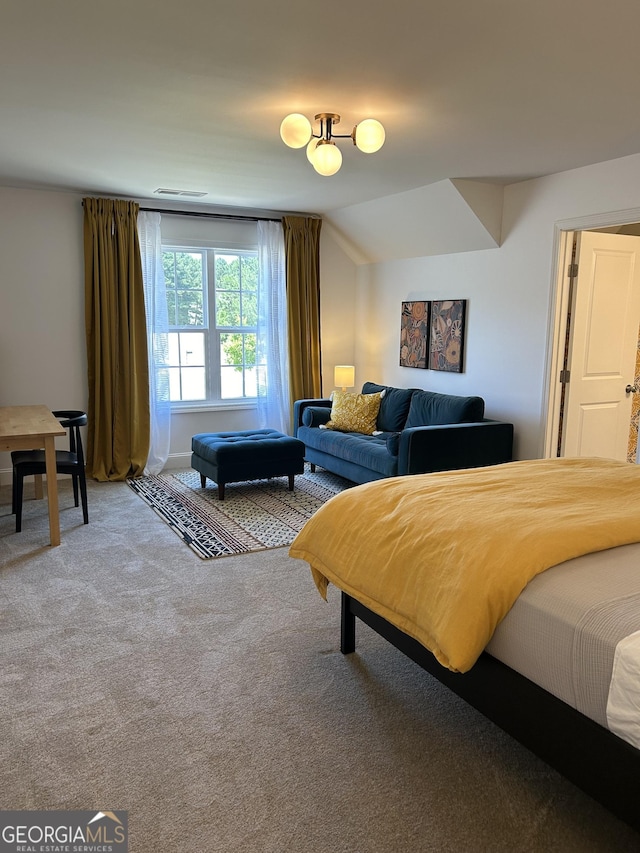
[218,482,225,501]
[288,474,295,491]
[310,463,316,473]
[200,473,206,488]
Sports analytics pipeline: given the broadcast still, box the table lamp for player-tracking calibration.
[334,365,355,392]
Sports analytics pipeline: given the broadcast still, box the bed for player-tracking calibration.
[288,457,640,833]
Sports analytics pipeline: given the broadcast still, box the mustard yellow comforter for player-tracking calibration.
[289,458,640,673]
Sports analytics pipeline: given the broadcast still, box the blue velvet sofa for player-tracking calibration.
[293,381,514,485]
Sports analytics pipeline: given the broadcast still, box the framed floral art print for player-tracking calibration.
[429,299,466,372]
[400,301,430,369]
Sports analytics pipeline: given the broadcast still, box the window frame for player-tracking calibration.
[162,239,260,411]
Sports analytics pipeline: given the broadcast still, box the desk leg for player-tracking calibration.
[44,436,60,546]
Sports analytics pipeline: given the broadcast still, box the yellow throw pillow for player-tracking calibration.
[325,390,383,435]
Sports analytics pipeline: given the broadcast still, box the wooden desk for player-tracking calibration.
[0,405,66,546]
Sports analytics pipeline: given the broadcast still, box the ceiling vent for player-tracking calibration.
[154,188,208,198]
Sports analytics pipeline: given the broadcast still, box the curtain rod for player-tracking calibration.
[139,207,282,223]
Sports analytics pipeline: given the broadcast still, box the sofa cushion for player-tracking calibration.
[298,425,398,477]
[385,432,401,456]
[325,390,383,435]
[404,390,485,427]
[362,382,414,432]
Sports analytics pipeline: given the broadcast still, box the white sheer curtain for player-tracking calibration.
[256,220,290,433]
[138,210,171,474]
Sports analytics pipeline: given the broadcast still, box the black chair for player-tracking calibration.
[11,410,89,533]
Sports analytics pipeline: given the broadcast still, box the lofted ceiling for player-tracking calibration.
[2,0,640,220]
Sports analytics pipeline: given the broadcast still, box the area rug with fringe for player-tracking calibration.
[127,466,351,559]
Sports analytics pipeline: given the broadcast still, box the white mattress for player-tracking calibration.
[606,629,640,748]
[485,542,640,743]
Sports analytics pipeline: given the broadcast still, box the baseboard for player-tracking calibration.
[161,453,191,471]
[0,453,192,487]
[0,468,73,488]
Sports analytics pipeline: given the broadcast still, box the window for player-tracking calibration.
[162,247,260,405]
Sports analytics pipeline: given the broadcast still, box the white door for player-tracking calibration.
[562,230,640,460]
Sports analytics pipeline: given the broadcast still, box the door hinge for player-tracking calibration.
[567,263,578,278]
[560,368,570,383]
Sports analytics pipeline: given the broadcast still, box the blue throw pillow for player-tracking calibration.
[404,390,485,427]
[302,406,331,428]
[362,382,414,432]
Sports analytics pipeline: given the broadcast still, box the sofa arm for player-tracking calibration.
[293,398,332,436]
[397,420,514,476]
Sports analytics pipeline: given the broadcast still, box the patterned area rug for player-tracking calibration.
[127,466,351,559]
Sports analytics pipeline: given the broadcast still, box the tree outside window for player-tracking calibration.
[163,247,260,403]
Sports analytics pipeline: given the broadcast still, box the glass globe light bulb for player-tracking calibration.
[306,137,319,164]
[354,118,385,153]
[280,113,312,149]
[311,141,342,176]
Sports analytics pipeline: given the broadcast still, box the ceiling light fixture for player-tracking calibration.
[280,112,385,176]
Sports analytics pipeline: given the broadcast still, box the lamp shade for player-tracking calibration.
[354,118,385,153]
[311,140,342,176]
[280,113,312,148]
[334,365,355,390]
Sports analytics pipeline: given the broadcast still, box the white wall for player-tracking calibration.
[318,221,358,395]
[5,151,640,481]
[0,187,354,480]
[0,187,85,409]
[352,152,640,460]
[0,187,86,482]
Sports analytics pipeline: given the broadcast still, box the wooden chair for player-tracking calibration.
[11,410,89,532]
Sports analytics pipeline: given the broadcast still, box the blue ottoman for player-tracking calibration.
[191,429,306,500]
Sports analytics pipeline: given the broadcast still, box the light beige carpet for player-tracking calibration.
[0,478,638,852]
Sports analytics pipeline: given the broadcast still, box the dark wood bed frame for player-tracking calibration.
[340,591,640,833]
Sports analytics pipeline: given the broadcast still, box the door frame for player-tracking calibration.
[543,206,640,458]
